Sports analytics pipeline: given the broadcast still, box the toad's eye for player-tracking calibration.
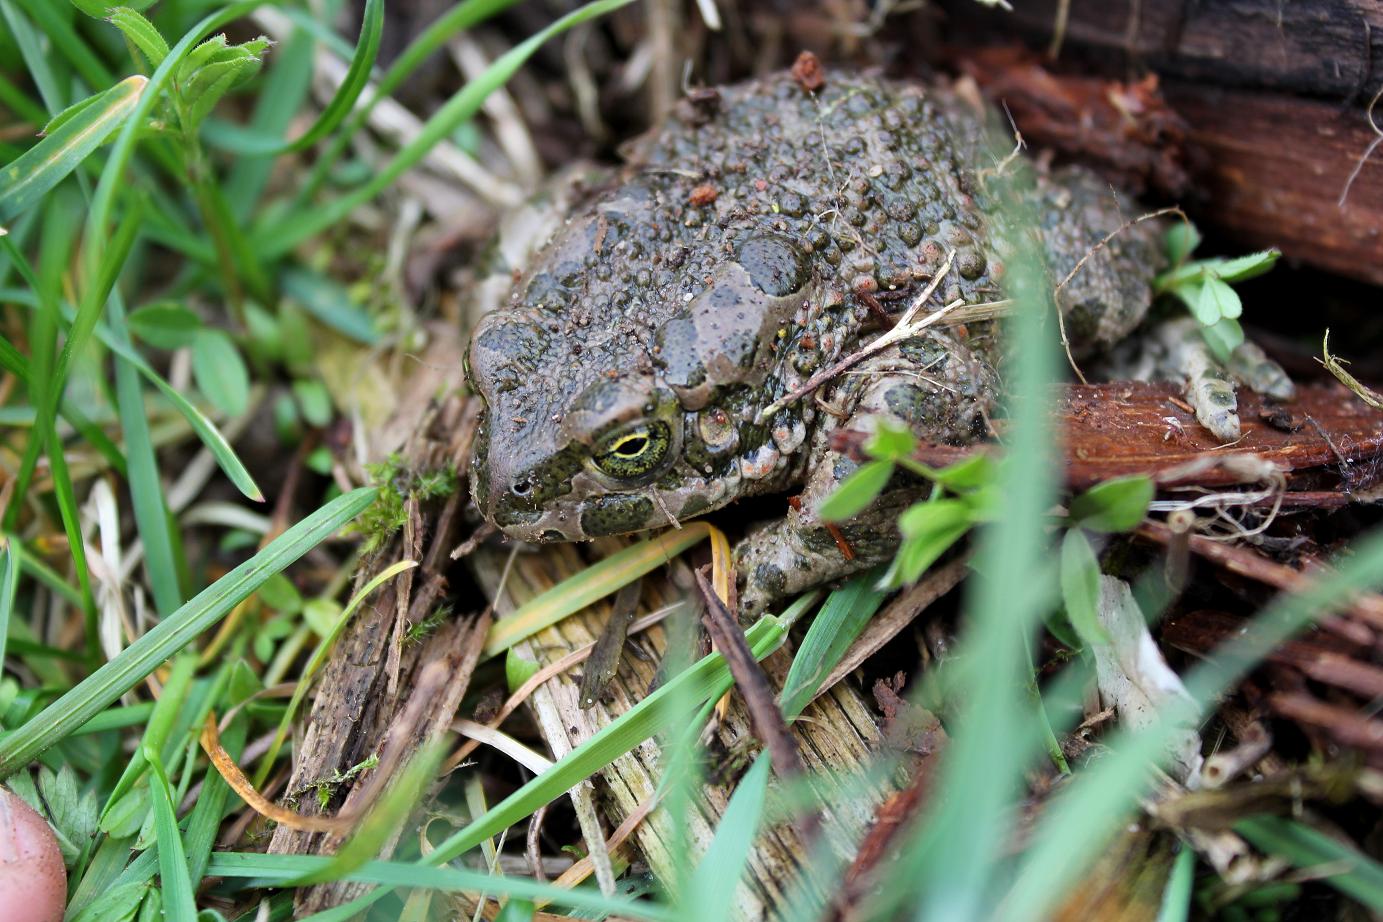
[593,421,672,480]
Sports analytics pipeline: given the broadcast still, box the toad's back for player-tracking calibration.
[467,69,1165,610]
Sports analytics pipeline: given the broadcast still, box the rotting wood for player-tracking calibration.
[834,381,1383,491]
[1162,609,1383,700]
[941,0,1383,286]
[1139,520,1383,636]
[946,0,1383,101]
[471,541,897,922]
[266,327,486,913]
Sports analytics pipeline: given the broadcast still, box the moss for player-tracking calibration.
[351,454,459,552]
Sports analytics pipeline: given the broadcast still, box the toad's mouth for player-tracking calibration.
[488,492,664,543]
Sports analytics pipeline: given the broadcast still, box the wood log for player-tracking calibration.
[470,541,898,921]
[944,0,1383,100]
[940,0,1383,286]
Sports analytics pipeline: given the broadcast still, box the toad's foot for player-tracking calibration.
[734,331,998,616]
[1097,317,1294,441]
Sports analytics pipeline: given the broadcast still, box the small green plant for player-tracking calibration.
[821,421,997,589]
[354,454,459,551]
[822,420,1154,606]
[1154,222,1279,360]
[312,753,380,810]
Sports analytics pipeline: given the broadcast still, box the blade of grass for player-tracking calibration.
[210,852,672,920]
[259,0,637,257]
[0,536,18,669]
[108,285,185,615]
[292,0,520,204]
[484,522,711,657]
[1235,815,1383,911]
[900,165,1063,922]
[90,310,262,501]
[779,566,886,719]
[0,76,147,223]
[0,486,377,776]
[66,833,141,918]
[685,754,771,921]
[262,0,383,154]
[1155,846,1196,922]
[27,193,99,646]
[147,753,196,920]
[185,705,244,886]
[100,653,197,821]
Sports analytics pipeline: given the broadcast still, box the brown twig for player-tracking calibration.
[693,568,818,843]
[756,250,958,423]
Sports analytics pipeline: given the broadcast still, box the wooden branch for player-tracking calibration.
[941,0,1383,286]
[472,542,897,921]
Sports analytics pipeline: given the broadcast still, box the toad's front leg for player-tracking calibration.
[734,331,999,616]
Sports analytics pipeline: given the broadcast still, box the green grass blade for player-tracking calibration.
[96,316,263,502]
[0,76,147,223]
[903,169,1063,922]
[147,754,197,919]
[108,287,185,614]
[294,0,519,203]
[281,0,382,153]
[209,853,672,920]
[66,833,141,918]
[260,0,637,257]
[100,654,196,819]
[1155,846,1196,922]
[686,754,771,921]
[779,567,885,719]
[0,536,19,669]
[27,194,98,642]
[1235,815,1383,911]
[185,713,243,886]
[0,486,377,776]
